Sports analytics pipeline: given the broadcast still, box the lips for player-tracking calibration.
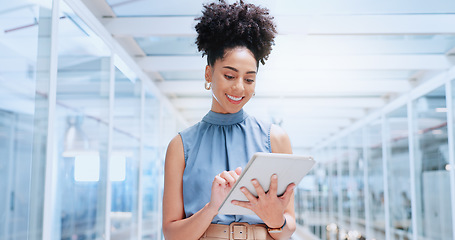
[226,93,244,104]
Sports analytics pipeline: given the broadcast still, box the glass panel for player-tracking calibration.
[296,168,316,227]
[349,129,365,237]
[365,119,386,240]
[110,66,141,239]
[331,145,339,220]
[142,87,161,240]
[385,106,412,240]
[412,86,453,239]
[54,2,111,240]
[0,1,52,239]
[339,138,350,228]
[319,161,330,240]
[326,148,338,240]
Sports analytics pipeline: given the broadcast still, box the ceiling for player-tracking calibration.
[3,0,455,152]
[78,0,455,152]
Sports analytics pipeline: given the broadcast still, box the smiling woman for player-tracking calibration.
[162,1,296,240]
[206,47,257,114]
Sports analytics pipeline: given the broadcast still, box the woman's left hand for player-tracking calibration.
[231,174,295,228]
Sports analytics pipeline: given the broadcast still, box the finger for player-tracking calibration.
[280,183,296,202]
[214,175,227,186]
[231,200,252,210]
[251,179,266,198]
[220,171,235,186]
[228,170,239,182]
[235,167,242,175]
[240,186,258,203]
[269,174,278,196]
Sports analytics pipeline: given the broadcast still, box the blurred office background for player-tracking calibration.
[1,0,455,240]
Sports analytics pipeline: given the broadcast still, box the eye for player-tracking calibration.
[246,79,255,83]
[224,75,234,80]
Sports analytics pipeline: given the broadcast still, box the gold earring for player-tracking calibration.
[205,81,211,90]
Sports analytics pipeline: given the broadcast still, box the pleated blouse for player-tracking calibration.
[179,109,272,224]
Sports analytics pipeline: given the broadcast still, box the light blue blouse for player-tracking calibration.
[179,109,272,225]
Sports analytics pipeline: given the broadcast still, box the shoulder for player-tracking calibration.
[166,135,184,163]
[270,124,292,154]
[167,134,183,152]
[164,135,185,174]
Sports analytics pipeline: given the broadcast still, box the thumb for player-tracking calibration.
[235,167,242,175]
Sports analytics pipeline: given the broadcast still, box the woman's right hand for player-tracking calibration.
[208,167,242,212]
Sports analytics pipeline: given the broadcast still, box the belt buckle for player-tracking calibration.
[230,222,249,240]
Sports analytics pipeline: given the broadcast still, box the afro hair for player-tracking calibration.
[195,0,277,66]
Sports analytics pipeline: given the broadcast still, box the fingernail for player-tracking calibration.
[241,187,246,192]
[252,180,257,184]
[272,174,277,179]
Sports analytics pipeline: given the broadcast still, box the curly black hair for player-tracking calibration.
[195,0,277,66]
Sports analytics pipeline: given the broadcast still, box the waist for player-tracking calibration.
[200,222,273,240]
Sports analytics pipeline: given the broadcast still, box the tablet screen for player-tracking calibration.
[218,152,315,215]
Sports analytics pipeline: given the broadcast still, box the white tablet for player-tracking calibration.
[218,152,315,215]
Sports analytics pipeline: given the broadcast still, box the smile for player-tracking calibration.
[226,94,244,104]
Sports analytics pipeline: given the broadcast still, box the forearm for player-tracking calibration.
[268,213,296,240]
[163,203,218,240]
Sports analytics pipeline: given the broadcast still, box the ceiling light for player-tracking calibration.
[62,116,90,157]
[435,108,447,112]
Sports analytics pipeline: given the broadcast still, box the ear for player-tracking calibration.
[205,65,212,82]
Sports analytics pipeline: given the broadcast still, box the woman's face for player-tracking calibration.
[206,47,257,114]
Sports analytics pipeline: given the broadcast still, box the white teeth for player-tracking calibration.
[227,94,242,101]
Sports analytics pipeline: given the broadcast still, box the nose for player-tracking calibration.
[232,78,244,92]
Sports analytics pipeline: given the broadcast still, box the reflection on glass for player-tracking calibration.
[142,88,161,240]
[326,149,338,240]
[110,66,141,239]
[412,86,453,239]
[295,168,316,230]
[385,106,412,239]
[339,138,350,228]
[365,119,386,240]
[320,162,330,240]
[0,1,52,239]
[55,3,111,240]
[330,146,339,222]
[349,130,365,235]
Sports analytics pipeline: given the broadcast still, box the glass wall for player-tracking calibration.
[142,86,162,240]
[365,119,386,240]
[349,130,365,237]
[0,1,183,240]
[326,151,338,240]
[339,138,350,230]
[297,77,455,240]
[412,86,453,239]
[385,106,412,240]
[110,64,141,239]
[54,3,111,239]
[0,1,53,239]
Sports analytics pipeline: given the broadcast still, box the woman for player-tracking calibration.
[162,1,296,239]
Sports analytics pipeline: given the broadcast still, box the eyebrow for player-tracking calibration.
[223,66,257,74]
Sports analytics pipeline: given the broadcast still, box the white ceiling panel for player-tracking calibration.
[71,0,455,149]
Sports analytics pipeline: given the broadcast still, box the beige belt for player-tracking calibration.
[199,222,274,240]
